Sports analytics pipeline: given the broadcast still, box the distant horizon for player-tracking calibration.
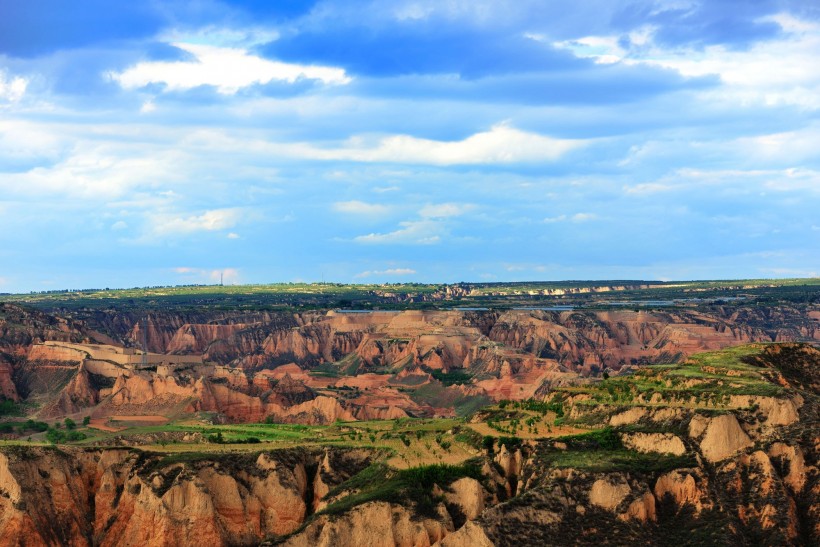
[3,276,819,297]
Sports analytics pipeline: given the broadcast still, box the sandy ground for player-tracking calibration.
[89,415,169,432]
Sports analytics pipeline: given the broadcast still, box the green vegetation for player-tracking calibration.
[546,344,788,428]
[45,427,86,443]
[536,427,696,473]
[0,398,23,417]
[428,368,472,386]
[555,427,622,450]
[3,278,817,313]
[321,461,483,517]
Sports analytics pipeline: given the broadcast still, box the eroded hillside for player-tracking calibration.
[1,302,817,426]
[1,343,817,546]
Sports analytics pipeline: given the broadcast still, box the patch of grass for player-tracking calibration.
[538,448,696,473]
[428,368,473,386]
[321,460,483,517]
[555,427,623,450]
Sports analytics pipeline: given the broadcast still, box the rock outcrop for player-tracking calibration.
[0,447,375,547]
[691,414,753,463]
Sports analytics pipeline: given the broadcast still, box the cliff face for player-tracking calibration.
[69,307,818,376]
[1,304,817,426]
[0,447,376,547]
[486,309,773,374]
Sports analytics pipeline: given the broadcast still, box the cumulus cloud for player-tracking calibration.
[355,267,417,278]
[553,13,820,108]
[0,71,27,103]
[150,208,242,236]
[354,219,443,244]
[419,203,473,218]
[333,200,391,216]
[298,124,584,165]
[109,43,351,94]
[543,213,596,223]
[0,142,186,200]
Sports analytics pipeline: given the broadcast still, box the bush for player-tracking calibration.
[64,418,76,430]
[482,435,495,453]
[207,431,225,444]
[0,398,22,416]
[82,416,91,426]
[45,427,86,444]
[21,420,48,433]
[498,436,523,450]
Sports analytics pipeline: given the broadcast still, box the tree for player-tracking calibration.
[82,416,91,426]
[64,418,76,430]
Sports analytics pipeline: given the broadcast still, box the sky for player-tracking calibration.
[0,0,819,292]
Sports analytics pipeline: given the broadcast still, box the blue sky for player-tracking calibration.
[1,0,818,292]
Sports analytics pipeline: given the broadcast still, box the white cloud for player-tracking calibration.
[150,208,242,236]
[543,215,567,223]
[355,267,417,278]
[1,144,182,199]
[159,26,280,48]
[0,120,64,163]
[543,213,596,223]
[419,203,473,218]
[298,124,584,165]
[333,200,391,216]
[553,13,820,109]
[0,71,27,103]
[111,221,128,230]
[110,43,350,94]
[623,182,673,195]
[354,219,443,245]
[227,232,240,239]
[733,127,820,164]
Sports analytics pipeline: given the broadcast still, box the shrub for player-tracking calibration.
[0,398,22,416]
[482,435,495,453]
